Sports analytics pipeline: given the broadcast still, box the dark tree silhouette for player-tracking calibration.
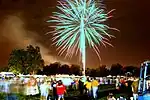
[38,62,140,77]
[85,68,91,76]
[70,64,81,75]
[60,64,70,74]
[123,66,140,77]
[8,45,44,74]
[110,63,123,76]
[90,69,97,77]
[98,65,109,77]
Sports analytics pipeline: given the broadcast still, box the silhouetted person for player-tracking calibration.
[52,80,57,100]
[125,81,133,100]
[79,78,84,95]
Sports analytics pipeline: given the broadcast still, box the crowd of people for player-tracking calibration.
[0,75,139,100]
[114,77,139,100]
[0,76,100,100]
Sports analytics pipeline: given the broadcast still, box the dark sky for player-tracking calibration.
[0,0,150,68]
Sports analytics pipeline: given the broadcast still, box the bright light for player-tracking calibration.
[47,0,118,75]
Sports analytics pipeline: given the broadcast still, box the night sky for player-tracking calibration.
[0,0,150,68]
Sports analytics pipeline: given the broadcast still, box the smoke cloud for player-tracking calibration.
[0,14,70,66]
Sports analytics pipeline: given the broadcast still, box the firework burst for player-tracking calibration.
[47,0,118,75]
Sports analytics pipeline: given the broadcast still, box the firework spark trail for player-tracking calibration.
[47,0,118,75]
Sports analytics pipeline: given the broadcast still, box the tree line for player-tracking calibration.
[0,45,140,77]
[37,63,140,77]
